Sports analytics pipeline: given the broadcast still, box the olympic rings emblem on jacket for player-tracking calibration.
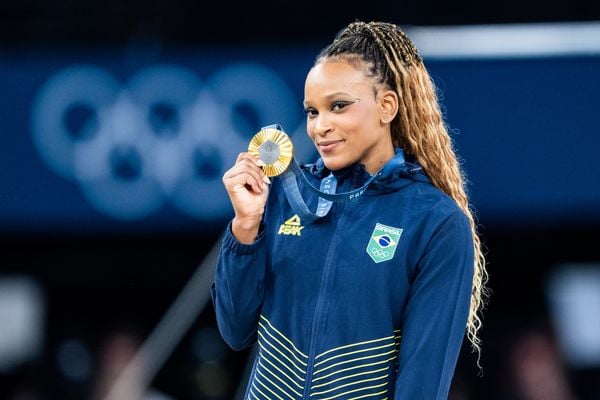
[370,248,390,258]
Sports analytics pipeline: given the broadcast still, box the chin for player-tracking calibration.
[320,156,351,172]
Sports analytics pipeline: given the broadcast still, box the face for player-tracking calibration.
[303,61,397,174]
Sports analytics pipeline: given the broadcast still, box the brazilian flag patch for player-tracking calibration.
[366,223,403,263]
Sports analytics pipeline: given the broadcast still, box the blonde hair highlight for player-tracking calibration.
[317,21,489,364]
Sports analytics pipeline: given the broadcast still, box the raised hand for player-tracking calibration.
[222,152,270,243]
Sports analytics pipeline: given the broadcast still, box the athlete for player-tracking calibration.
[212,20,488,399]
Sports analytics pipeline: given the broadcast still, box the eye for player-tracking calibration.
[304,108,318,118]
[331,101,351,112]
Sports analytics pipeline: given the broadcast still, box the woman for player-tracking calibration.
[212,20,488,399]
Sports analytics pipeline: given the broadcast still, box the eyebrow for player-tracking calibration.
[303,92,357,107]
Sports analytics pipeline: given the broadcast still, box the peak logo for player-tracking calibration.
[278,215,304,236]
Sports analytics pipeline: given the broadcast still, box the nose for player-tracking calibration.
[311,114,333,137]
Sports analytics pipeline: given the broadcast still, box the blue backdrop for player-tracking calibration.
[1,46,599,233]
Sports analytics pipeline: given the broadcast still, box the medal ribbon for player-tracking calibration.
[262,124,405,224]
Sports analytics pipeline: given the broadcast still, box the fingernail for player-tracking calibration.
[256,159,266,167]
[263,176,271,184]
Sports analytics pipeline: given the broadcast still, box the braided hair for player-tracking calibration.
[316,21,489,365]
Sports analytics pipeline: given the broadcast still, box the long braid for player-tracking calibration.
[317,21,489,365]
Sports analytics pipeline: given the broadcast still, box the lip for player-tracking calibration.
[318,139,344,153]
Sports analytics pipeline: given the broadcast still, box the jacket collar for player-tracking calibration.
[301,149,431,194]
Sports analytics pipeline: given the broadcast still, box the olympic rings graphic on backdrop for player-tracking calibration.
[370,248,390,258]
[30,62,316,220]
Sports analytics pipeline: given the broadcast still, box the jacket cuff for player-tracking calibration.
[222,221,266,255]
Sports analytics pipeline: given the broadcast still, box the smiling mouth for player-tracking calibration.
[318,140,344,153]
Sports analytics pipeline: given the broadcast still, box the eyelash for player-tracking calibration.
[304,101,353,117]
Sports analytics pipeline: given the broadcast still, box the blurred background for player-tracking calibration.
[1,0,600,399]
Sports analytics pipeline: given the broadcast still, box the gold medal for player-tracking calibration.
[248,127,294,177]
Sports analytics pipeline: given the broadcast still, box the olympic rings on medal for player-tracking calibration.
[30,62,314,220]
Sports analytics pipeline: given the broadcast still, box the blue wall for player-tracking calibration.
[1,46,598,233]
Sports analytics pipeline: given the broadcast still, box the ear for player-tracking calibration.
[378,89,398,124]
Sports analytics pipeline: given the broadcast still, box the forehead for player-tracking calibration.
[304,61,374,97]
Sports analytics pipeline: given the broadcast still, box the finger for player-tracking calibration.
[228,153,271,194]
[227,157,264,180]
[235,152,248,163]
[225,167,265,194]
[226,160,265,187]
[230,165,270,190]
[242,169,265,194]
[236,152,263,166]
[227,157,267,184]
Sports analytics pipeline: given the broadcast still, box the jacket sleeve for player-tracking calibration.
[394,211,475,399]
[211,222,268,351]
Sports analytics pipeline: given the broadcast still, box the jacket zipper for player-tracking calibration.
[302,204,347,399]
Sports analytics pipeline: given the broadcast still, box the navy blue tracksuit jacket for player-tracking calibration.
[212,153,474,399]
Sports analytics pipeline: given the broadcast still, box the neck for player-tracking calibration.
[365,146,396,175]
